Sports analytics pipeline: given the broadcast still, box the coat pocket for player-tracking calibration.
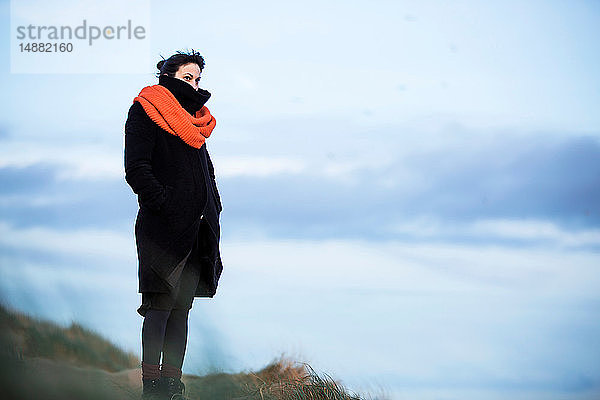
[159,184,175,212]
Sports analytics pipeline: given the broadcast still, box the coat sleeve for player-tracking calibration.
[205,148,223,213]
[124,101,168,212]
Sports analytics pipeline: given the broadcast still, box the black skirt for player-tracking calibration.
[137,230,202,317]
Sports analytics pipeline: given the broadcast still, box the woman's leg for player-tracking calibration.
[161,308,190,374]
[161,236,202,378]
[141,308,171,379]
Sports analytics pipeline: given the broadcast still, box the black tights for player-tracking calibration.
[139,224,204,371]
[142,308,189,369]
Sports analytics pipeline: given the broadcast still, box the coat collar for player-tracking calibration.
[158,74,211,115]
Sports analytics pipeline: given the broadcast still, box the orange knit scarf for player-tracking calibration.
[133,84,216,149]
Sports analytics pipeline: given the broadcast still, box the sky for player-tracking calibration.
[0,1,599,399]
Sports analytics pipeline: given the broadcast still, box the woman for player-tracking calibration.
[124,49,224,400]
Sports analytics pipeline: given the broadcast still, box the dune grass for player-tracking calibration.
[0,302,138,372]
[237,358,363,400]
[180,355,367,400]
[0,302,381,400]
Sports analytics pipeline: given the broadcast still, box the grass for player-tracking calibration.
[238,358,363,400]
[180,355,370,400]
[0,302,138,372]
[0,302,386,400]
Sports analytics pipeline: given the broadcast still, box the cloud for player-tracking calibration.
[1,216,599,398]
[218,155,306,177]
[469,219,600,247]
[401,134,600,225]
[189,237,600,395]
[389,216,600,249]
[0,139,123,181]
[1,120,598,246]
[0,162,136,230]
[215,131,600,243]
[0,220,133,262]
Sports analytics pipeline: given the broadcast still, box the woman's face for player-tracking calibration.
[173,63,201,90]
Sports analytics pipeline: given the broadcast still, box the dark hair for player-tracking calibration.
[155,49,205,78]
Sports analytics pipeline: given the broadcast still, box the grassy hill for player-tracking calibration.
[0,303,374,400]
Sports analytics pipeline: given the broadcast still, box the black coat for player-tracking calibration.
[124,74,223,298]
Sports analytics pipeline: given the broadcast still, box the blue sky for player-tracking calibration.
[1,1,599,399]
